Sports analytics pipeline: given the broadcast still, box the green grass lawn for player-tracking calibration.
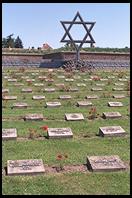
[2,67,130,195]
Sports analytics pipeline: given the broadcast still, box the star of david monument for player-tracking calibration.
[60,12,96,68]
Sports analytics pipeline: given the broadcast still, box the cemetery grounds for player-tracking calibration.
[2,66,130,195]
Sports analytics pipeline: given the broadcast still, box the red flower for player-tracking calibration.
[40,125,48,131]
[57,155,63,160]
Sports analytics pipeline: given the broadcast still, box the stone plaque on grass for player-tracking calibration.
[91,87,103,91]
[32,96,45,100]
[59,95,72,100]
[21,76,29,79]
[44,88,55,92]
[2,128,17,140]
[119,78,127,82]
[108,102,123,107]
[2,96,17,100]
[38,76,47,80]
[14,83,24,86]
[2,89,9,93]
[7,159,45,176]
[96,83,105,86]
[21,88,32,93]
[26,79,35,82]
[99,126,126,137]
[87,155,126,172]
[34,83,44,87]
[8,79,17,82]
[45,79,54,82]
[65,79,74,82]
[77,101,92,107]
[114,83,124,86]
[12,103,28,109]
[74,76,81,79]
[112,87,124,91]
[100,78,108,81]
[113,94,125,99]
[48,128,73,139]
[69,88,79,92]
[57,75,65,79]
[77,83,86,87]
[102,112,122,119]
[46,102,61,107]
[24,113,43,121]
[85,95,99,99]
[65,113,84,121]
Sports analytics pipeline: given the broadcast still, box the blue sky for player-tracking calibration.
[2,3,130,49]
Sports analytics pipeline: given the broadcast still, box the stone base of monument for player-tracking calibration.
[87,155,126,172]
[77,101,92,107]
[12,103,28,109]
[108,102,123,107]
[46,102,61,108]
[32,96,45,100]
[65,113,84,121]
[102,112,122,119]
[24,114,44,121]
[99,126,126,137]
[2,96,17,100]
[7,159,45,176]
[2,128,17,140]
[47,128,73,139]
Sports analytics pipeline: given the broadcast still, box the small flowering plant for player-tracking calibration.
[40,125,48,137]
[56,154,68,171]
[88,107,99,119]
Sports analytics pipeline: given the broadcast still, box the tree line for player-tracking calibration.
[2,34,24,48]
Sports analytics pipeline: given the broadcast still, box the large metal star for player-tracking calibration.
[60,11,96,53]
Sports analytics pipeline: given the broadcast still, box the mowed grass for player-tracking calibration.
[2,67,130,195]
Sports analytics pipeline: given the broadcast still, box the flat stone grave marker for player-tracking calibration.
[108,102,123,107]
[77,101,92,107]
[12,102,28,109]
[102,112,122,119]
[21,88,32,93]
[59,95,72,100]
[2,128,17,140]
[77,83,86,87]
[91,87,103,91]
[125,76,129,79]
[108,76,115,79]
[87,155,126,172]
[8,79,17,82]
[83,79,89,81]
[113,94,125,99]
[65,113,84,121]
[46,102,61,107]
[85,95,99,99]
[45,79,54,82]
[57,75,65,79]
[21,76,29,79]
[44,88,55,92]
[114,83,124,86]
[65,78,74,82]
[24,113,44,121]
[7,159,45,176]
[2,96,17,100]
[38,76,47,80]
[26,79,35,82]
[119,78,127,82]
[99,126,126,137]
[74,76,81,79]
[4,76,10,79]
[69,87,79,92]
[32,95,45,100]
[31,73,38,75]
[96,83,105,86]
[47,128,73,139]
[112,87,124,91]
[34,83,44,87]
[14,83,24,86]
[55,83,65,87]
[2,89,9,93]
[100,78,108,81]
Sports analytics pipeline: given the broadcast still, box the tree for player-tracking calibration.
[6,34,15,48]
[2,38,7,48]
[14,36,23,48]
